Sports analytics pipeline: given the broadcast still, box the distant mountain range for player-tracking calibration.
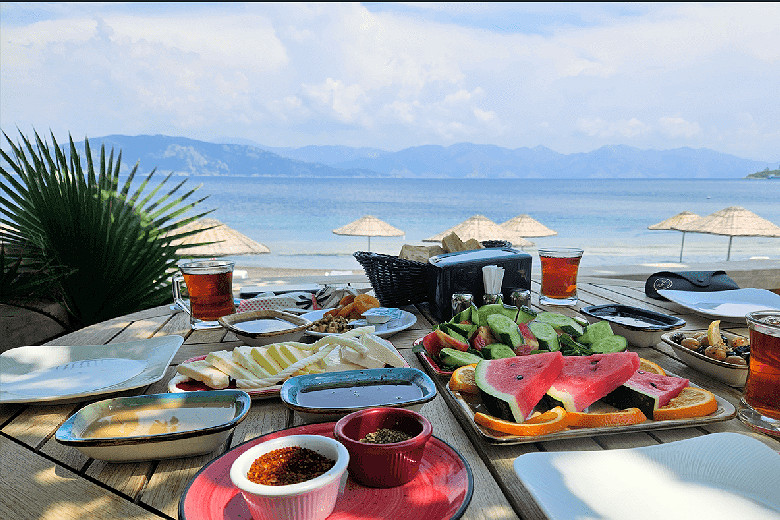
[64,134,773,179]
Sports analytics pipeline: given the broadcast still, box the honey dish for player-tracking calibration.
[55,390,251,461]
[219,310,312,346]
[280,367,437,423]
[334,407,432,488]
[229,434,349,520]
[580,304,685,348]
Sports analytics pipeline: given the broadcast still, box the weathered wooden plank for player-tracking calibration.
[85,459,156,501]
[1,403,80,449]
[1,437,163,520]
[141,447,223,518]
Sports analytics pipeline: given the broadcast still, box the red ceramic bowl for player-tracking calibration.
[333,407,432,488]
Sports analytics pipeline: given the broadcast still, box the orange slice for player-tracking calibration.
[639,358,666,375]
[568,407,647,428]
[653,386,718,421]
[449,364,478,394]
[474,406,569,436]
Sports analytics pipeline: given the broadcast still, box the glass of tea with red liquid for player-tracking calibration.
[173,260,235,329]
[538,248,583,306]
[739,310,780,436]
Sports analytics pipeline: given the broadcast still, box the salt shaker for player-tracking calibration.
[482,293,503,305]
[509,288,531,309]
[452,293,474,316]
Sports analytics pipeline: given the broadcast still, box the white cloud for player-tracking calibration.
[658,117,702,139]
[1,2,779,160]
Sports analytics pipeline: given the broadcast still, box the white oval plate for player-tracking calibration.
[0,335,184,404]
[657,288,780,322]
[661,330,748,387]
[302,309,416,338]
[514,432,780,519]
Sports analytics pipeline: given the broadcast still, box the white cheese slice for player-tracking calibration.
[177,359,230,389]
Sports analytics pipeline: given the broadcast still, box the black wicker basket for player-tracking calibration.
[354,241,513,307]
[353,251,429,307]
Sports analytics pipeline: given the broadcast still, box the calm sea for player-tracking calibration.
[169,177,780,270]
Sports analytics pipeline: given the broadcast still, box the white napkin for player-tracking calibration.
[482,265,505,295]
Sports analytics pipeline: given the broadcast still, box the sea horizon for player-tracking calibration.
[155,176,780,271]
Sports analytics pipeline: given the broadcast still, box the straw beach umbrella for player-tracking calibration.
[170,218,270,257]
[500,215,557,238]
[424,214,533,247]
[648,211,700,262]
[333,215,404,251]
[672,206,780,261]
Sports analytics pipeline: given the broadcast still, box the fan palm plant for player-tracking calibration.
[0,130,212,328]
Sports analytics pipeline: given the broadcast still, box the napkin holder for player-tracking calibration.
[427,247,532,322]
[645,270,739,300]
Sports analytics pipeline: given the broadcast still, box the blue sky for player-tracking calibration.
[2,2,779,161]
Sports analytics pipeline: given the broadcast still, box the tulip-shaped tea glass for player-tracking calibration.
[738,310,780,436]
[538,248,583,306]
[173,260,235,329]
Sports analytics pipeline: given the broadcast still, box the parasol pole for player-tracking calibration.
[727,236,733,261]
[679,231,686,263]
[367,236,371,252]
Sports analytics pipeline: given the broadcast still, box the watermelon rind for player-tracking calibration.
[545,352,640,412]
[602,370,689,418]
[474,352,564,423]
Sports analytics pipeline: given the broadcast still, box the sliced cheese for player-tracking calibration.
[250,346,284,375]
[233,346,271,379]
[358,332,407,367]
[340,345,386,369]
[177,359,230,389]
[206,350,258,381]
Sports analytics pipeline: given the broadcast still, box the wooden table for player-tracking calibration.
[3,278,779,520]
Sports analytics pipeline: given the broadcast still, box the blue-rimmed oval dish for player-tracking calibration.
[55,390,251,461]
[280,367,437,423]
[580,304,686,348]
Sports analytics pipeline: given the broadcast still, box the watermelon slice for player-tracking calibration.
[474,351,564,423]
[545,352,640,412]
[434,329,470,352]
[602,370,689,418]
[421,330,443,359]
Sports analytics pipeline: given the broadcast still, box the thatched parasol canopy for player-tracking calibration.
[332,215,404,251]
[424,214,533,247]
[170,218,270,257]
[672,206,780,260]
[648,211,700,262]
[500,215,557,238]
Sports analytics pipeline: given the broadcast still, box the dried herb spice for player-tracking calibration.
[360,428,412,444]
[247,447,335,486]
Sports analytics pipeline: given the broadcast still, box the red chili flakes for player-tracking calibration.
[247,447,335,486]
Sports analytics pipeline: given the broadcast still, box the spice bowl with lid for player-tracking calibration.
[229,434,349,520]
[333,406,432,488]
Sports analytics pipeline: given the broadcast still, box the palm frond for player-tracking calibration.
[0,130,211,327]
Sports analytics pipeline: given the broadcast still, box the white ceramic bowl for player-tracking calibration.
[230,434,349,520]
[219,310,312,347]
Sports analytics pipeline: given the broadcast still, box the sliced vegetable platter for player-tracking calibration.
[444,375,736,444]
[414,303,736,444]
[414,303,628,378]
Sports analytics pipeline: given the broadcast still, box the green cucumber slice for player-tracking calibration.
[527,321,560,351]
[577,320,614,345]
[590,334,628,353]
